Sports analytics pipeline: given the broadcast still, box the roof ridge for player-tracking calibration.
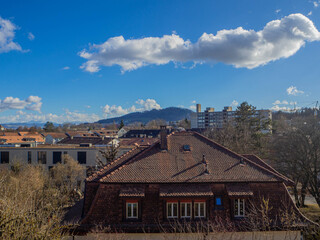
[192,131,292,184]
[241,154,292,184]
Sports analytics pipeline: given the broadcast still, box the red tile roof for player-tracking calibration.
[119,185,145,197]
[226,184,253,197]
[87,132,290,184]
[159,184,213,197]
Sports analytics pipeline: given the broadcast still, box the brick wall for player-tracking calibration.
[82,182,298,229]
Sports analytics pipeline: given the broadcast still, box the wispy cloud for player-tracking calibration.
[313,1,319,8]
[275,9,281,13]
[273,100,289,105]
[189,105,196,110]
[0,17,22,53]
[286,86,304,96]
[270,105,297,112]
[308,11,313,16]
[231,100,239,107]
[0,96,42,112]
[28,32,35,41]
[62,66,70,70]
[103,99,161,118]
[79,14,320,73]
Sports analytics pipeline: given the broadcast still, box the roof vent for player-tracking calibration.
[183,145,191,151]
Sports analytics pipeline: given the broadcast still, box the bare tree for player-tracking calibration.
[96,142,119,168]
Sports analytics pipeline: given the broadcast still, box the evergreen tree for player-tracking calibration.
[119,120,125,129]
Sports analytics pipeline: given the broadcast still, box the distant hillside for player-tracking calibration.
[97,107,193,124]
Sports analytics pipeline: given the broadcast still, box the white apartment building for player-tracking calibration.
[191,104,272,133]
[0,145,132,176]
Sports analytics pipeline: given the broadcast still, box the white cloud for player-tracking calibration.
[189,105,196,110]
[0,110,100,124]
[275,9,281,13]
[191,100,196,104]
[270,105,295,112]
[308,11,313,16]
[28,32,35,41]
[0,17,22,53]
[62,66,70,70]
[272,100,289,105]
[314,1,319,8]
[79,14,320,72]
[0,96,42,112]
[286,86,304,95]
[231,100,239,107]
[135,99,161,111]
[103,99,161,118]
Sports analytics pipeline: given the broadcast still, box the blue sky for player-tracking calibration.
[0,0,320,123]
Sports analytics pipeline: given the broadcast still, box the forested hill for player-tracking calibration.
[97,107,193,124]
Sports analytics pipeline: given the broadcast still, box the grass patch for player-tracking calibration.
[300,204,320,223]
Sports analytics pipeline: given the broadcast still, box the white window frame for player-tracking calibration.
[166,202,178,218]
[194,202,206,218]
[234,199,245,217]
[180,202,192,218]
[126,202,138,219]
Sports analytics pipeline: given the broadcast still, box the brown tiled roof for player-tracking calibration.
[226,184,253,197]
[0,133,45,143]
[66,131,96,137]
[159,184,213,197]
[241,154,292,185]
[42,132,67,138]
[58,136,113,145]
[119,138,158,146]
[87,132,288,184]
[119,185,145,197]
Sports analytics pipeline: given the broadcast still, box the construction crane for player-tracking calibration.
[314,101,319,117]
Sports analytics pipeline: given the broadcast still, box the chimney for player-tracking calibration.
[160,125,167,150]
[196,104,201,113]
[202,154,209,174]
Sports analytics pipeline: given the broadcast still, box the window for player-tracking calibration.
[126,202,138,219]
[167,202,178,218]
[37,151,47,164]
[77,151,86,164]
[216,197,222,206]
[194,202,206,218]
[53,152,62,164]
[234,199,245,217]
[0,151,9,164]
[180,202,192,218]
[27,151,32,164]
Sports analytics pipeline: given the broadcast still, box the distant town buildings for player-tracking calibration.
[191,103,272,133]
[0,131,45,147]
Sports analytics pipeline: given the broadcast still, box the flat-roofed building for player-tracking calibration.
[191,104,272,133]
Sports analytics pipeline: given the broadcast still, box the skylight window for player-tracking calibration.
[183,145,191,151]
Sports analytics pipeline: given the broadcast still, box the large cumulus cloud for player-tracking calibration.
[79,14,320,72]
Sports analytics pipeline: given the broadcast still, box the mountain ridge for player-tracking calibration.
[97,107,193,124]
